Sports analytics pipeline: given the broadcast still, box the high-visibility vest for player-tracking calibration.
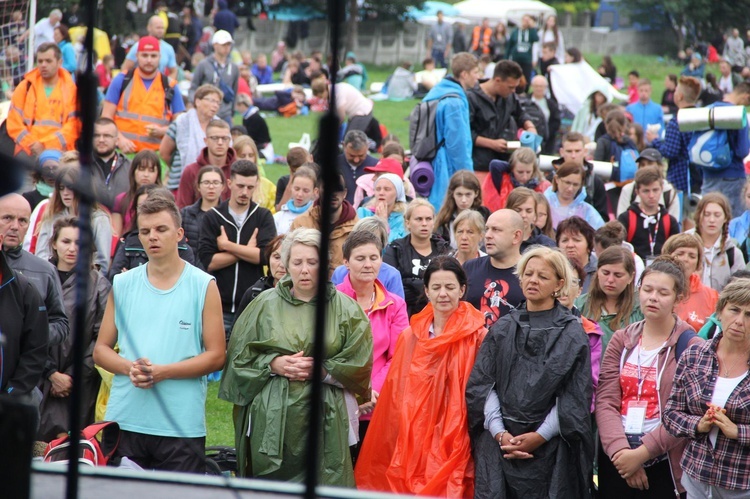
[470,26,493,54]
[114,69,175,152]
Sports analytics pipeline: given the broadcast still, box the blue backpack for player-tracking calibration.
[688,128,732,170]
[609,138,639,182]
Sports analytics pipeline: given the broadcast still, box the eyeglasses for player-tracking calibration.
[207,136,231,143]
[202,98,221,105]
[200,180,223,187]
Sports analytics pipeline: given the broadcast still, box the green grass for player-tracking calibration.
[208,52,699,448]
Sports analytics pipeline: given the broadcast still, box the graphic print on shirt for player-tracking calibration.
[411,258,428,277]
[620,359,659,419]
[481,278,513,328]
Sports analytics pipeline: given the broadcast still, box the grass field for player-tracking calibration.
[207,52,698,448]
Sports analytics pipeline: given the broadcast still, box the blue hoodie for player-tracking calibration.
[423,76,473,208]
[544,186,605,230]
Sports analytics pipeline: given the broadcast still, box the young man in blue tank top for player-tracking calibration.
[94,195,225,473]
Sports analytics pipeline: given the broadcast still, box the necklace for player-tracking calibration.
[720,353,747,377]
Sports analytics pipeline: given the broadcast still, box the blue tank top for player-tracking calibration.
[106,262,213,438]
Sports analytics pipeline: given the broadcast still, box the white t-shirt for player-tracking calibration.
[709,372,747,446]
[34,18,57,49]
[718,75,734,95]
[335,82,373,119]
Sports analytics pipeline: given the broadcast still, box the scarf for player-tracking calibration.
[36,182,54,197]
[175,108,209,167]
[376,174,406,202]
[284,198,313,214]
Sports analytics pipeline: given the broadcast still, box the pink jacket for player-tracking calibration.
[595,317,702,493]
[337,276,410,420]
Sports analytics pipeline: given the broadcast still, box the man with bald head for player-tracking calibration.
[527,74,561,154]
[0,194,68,346]
[463,209,525,327]
[120,16,177,78]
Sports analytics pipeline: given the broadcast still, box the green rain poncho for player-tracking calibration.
[218,276,373,486]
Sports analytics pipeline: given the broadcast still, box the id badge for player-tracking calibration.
[624,400,648,434]
[645,255,657,267]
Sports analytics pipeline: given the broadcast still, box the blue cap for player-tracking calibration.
[38,149,62,165]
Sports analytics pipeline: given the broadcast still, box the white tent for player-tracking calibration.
[452,0,556,26]
[548,61,628,115]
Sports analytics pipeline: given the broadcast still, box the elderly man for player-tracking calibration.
[120,16,177,78]
[526,74,560,154]
[18,9,61,49]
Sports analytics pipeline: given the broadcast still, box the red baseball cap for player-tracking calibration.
[365,158,403,178]
[137,36,160,53]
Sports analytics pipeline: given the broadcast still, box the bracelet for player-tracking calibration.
[497,430,507,445]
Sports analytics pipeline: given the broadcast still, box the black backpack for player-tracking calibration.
[408,93,459,162]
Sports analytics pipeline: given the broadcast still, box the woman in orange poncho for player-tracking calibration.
[355,256,486,498]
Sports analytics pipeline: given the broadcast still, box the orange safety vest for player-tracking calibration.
[470,26,493,55]
[114,69,175,152]
[6,67,80,155]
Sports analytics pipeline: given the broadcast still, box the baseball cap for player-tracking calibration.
[212,30,233,45]
[365,158,403,178]
[637,148,663,164]
[137,36,160,53]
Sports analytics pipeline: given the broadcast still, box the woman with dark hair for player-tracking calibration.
[356,256,486,497]
[535,15,565,66]
[38,216,111,442]
[664,278,750,497]
[700,73,723,106]
[576,246,643,351]
[491,22,508,62]
[597,256,700,498]
[544,164,605,230]
[598,55,617,83]
[53,24,76,74]
[556,215,598,291]
[34,167,112,272]
[23,149,61,211]
[661,74,678,114]
[235,234,286,316]
[467,246,594,499]
[435,171,490,248]
[686,192,745,291]
[111,150,163,236]
[180,165,225,256]
[595,110,640,181]
[565,47,583,63]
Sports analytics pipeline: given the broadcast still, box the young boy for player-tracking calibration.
[538,41,559,79]
[627,70,639,104]
[617,165,680,263]
[275,146,312,211]
[616,148,680,221]
[626,78,664,137]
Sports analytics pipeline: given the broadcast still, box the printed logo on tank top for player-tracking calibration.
[179,320,192,330]
[481,279,512,328]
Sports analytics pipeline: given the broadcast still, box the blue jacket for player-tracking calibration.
[213,0,239,35]
[331,262,405,299]
[544,186,605,230]
[626,100,664,135]
[59,41,77,74]
[423,76,473,208]
[356,207,408,242]
[729,210,750,241]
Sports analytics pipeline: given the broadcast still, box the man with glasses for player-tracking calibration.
[175,119,237,208]
[198,160,276,336]
[92,117,131,209]
[102,36,184,154]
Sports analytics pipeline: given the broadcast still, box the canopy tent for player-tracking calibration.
[548,60,628,115]
[453,0,556,26]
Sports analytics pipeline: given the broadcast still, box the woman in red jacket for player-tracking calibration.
[595,256,702,498]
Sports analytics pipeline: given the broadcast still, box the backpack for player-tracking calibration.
[118,71,175,112]
[626,209,671,245]
[609,138,639,182]
[408,93,460,162]
[43,421,120,467]
[675,329,697,360]
[520,98,548,140]
[689,129,732,170]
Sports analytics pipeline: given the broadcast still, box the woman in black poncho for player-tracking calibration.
[466,246,594,499]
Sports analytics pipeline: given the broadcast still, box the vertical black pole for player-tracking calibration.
[65,0,98,497]
[304,1,343,498]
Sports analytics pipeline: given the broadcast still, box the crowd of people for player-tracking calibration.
[5,3,750,499]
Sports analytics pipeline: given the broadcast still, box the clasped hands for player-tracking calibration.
[129,358,162,389]
[698,403,738,439]
[612,445,650,490]
[495,431,545,459]
[270,351,314,381]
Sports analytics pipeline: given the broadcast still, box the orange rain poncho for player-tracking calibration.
[354,301,486,498]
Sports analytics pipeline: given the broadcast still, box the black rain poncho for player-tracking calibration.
[466,302,594,499]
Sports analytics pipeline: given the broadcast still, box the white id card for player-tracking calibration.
[624,400,648,434]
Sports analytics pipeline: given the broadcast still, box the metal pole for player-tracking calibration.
[65,0,99,496]
[304,1,343,498]
[26,0,37,73]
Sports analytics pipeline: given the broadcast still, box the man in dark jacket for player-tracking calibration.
[0,237,49,401]
[213,0,239,37]
[468,61,537,177]
[550,132,609,222]
[337,130,378,204]
[92,117,130,209]
[199,160,276,337]
[0,194,68,347]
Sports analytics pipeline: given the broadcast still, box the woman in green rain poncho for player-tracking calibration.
[219,228,373,486]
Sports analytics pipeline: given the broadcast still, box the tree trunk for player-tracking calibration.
[346,0,358,55]
[668,12,686,53]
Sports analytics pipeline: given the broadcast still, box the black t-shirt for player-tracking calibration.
[275,175,290,206]
[463,256,524,328]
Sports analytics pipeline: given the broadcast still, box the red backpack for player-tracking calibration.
[627,210,671,244]
[43,421,121,467]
